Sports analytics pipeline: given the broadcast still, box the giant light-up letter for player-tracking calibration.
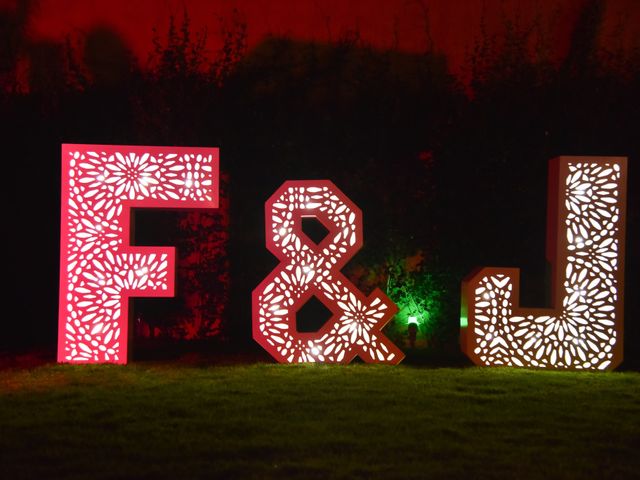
[58,144,218,364]
[461,156,627,370]
[253,181,404,364]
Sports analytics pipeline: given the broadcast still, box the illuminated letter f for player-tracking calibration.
[58,144,219,364]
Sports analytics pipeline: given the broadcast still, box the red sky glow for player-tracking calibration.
[5,0,640,81]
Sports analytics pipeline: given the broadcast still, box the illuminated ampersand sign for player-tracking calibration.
[58,144,218,364]
[461,156,627,370]
[253,181,404,364]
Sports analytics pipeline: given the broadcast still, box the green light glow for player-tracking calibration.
[383,261,450,346]
[460,315,468,328]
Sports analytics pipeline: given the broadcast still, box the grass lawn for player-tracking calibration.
[1,363,639,479]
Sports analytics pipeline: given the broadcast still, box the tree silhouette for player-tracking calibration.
[0,0,33,94]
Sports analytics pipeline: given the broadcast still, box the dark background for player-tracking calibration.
[1,0,638,367]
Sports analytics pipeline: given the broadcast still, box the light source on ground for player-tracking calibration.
[407,316,418,348]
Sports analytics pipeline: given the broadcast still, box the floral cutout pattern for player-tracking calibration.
[59,145,218,364]
[253,181,404,364]
[461,157,627,370]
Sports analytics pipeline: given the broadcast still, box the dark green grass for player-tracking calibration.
[1,364,638,479]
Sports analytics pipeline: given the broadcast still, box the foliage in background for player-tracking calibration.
[384,253,452,348]
[132,12,238,340]
[173,174,230,340]
[347,249,453,350]
[1,0,638,363]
